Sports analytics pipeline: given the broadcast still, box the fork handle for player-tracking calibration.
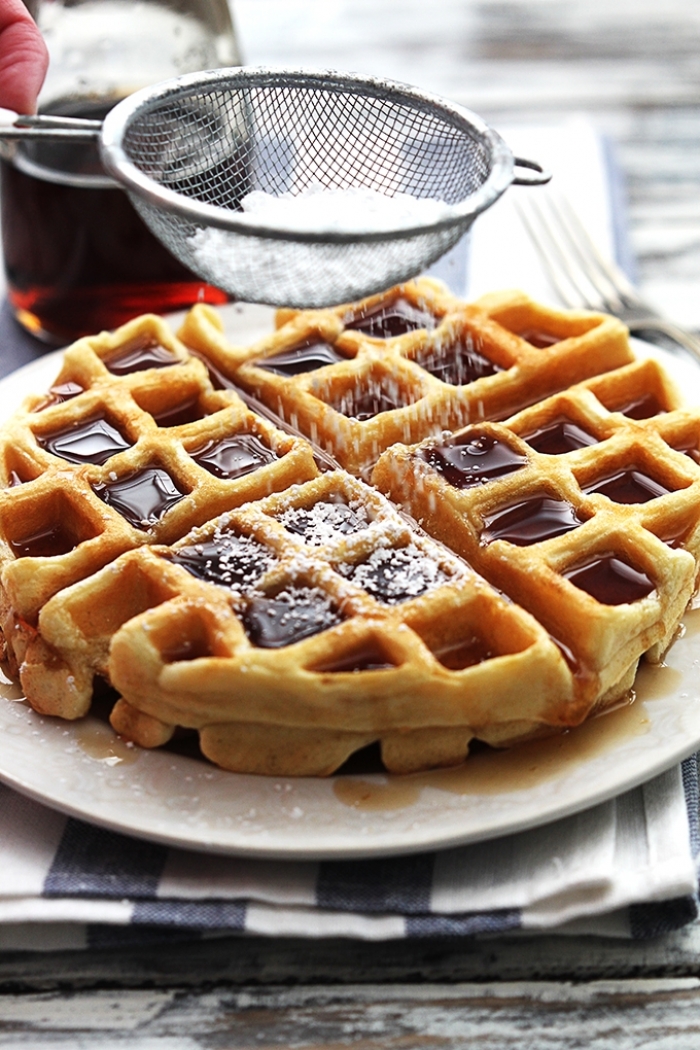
[627,318,700,366]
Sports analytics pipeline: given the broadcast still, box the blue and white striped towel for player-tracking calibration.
[0,755,697,951]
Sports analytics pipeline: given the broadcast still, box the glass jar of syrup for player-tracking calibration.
[1,0,242,344]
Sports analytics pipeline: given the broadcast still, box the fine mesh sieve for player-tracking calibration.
[6,67,549,307]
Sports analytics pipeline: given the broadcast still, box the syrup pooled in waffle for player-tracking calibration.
[27,471,575,775]
[178,279,634,476]
[372,352,700,723]
[0,313,318,684]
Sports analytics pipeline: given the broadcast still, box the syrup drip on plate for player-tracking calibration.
[190,433,278,479]
[333,695,651,811]
[93,466,186,527]
[420,431,527,489]
[37,415,133,465]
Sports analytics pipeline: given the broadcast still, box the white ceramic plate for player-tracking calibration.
[0,318,699,859]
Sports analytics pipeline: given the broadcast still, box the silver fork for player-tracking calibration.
[515,191,700,365]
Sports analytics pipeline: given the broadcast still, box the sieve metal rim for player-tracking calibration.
[98,65,516,246]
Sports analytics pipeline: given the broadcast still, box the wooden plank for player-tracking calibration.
[3,979,700,1048]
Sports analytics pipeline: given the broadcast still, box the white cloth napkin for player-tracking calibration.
[0,116,698,951]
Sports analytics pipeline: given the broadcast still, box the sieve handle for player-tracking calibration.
[512,156,552,187]
[0,114,102,142]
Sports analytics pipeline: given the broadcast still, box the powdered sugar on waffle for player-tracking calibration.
[278,499,371,545]
[338,542,453,604]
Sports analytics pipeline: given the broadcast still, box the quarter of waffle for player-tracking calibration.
[0,313,318,684]
[372,352,700,721]
[178,279,634,476]
[26,471,575,775]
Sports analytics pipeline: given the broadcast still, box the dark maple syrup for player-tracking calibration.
[420,431,527,488]
[515,328,561,348]
[168,531,275,591]
[346,297,437,338]
[189,350,237,391]
[435,635,494,670]
[93,465,186,528]
[37,415,132,465]
[256,340,348,376]
[483,495,585,545]
[34,381,85,412]
[584,467,672,504]
[190,433,278,480]
[672,438,700,466]
[564,553,654,604]
[339,545,449,604]
[104,338,180,375]
[10,521,81,559]
[278,500,370,543]
[606,393,665,420]
[418,339,502,385]
[241,586,344,648]
[313,645,395,673]
[152,398,207,428]
[522,416,599,455]
[336,384,410,421]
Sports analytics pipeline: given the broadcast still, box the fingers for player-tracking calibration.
[0,0,48,113]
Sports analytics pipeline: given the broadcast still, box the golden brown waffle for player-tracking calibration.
[26,471,575,774]
[1,287,698,779]
[178,281,634,476]
[0,313,318,678]
[372,354,700,714]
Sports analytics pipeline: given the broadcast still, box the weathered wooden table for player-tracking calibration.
[3,1,700,1045]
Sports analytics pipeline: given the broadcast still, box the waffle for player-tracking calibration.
[28,471,574,774]
[0,285,698,778]
[178,280,634,476]
[0,313,318,684]
[372,353,700,715]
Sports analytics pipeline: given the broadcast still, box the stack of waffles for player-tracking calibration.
[0,279,698,776]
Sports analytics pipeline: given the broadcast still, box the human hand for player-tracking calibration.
[0,0,48,114]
